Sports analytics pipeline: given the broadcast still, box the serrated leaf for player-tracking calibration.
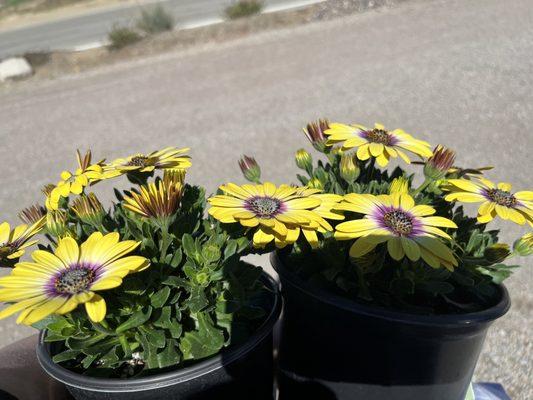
[116,307,152,334]
[156,340,180,368]
[150,287,171,308]
[52,349,80,363]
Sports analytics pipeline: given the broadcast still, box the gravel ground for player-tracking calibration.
[0,0,531,398]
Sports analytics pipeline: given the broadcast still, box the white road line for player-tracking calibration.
[263,0,326,14]
[67,0,326,52]
[179,17,225,30]
[72,41,109,52]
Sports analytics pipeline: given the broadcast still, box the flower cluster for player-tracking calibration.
[231,119,532,313]
[0,147,268,377]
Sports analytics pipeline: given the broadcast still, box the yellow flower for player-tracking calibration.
[208,182,340,249]
[123,170,185,221]
[0,232,149,325]
[334,193,458,270]
[444,179,533,226]
[324,122,433,167]
[46,151,104,211]
[0,217,46,262]
[104,147,191,178]
[389,177,409,194]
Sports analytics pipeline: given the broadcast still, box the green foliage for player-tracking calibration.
[224,0,263,20]
[40,184,266,377]
[136,5,175,34]
[108,25,142,50]
[277,149,521,314]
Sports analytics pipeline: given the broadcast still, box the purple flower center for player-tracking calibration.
[383,210,414,235]
[361,129,396,145]
[244,196,283,219]
[484,189,517,208]
[52,266,96,295]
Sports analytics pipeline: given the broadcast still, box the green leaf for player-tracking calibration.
[224,241,237,260]
[156,340,180,368]
[52,349,80,363]
[179,313,225,360]
[169,249,183,268]
[188,286,208,313]
[116,307,152,334]
[139,326,166,349]
[150,287,171,308]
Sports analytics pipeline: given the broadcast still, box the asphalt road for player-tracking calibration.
[0,0,320,58]
[0,0,532,397]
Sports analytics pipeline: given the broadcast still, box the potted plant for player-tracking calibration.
[214,120,532,400]
[0,148,281,400]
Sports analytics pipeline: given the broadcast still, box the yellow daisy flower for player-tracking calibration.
[444,179,533,226]
[208,183,337,249]
[0,217,46,262]
[324,122,433,167]
[334,193,458,270]
[46,151,104,211]
[104,147,191,178]
[123,170,185,221]
[0,232,149,325]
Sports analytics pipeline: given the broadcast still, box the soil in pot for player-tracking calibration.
[37,273,282,400]
[272,252,510,400]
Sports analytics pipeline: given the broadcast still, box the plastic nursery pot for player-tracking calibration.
[271,252,511,400]
[36,272,282,400]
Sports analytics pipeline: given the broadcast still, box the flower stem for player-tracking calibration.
[412,178,432,196]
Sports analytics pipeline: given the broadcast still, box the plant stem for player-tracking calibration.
[412,178,432,197]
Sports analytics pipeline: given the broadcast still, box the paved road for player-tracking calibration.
[0,0,532,397]
[0,0,319,58]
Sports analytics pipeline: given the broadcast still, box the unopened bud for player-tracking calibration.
[389,177,409,194]
[303,119,330,152]
[340,154,360,184]
[295,149,313,172]
[307,178,324,190]
[484,243,511,263]
[513,232,533,257]
[238,155,261,183]
[424,145,456,181]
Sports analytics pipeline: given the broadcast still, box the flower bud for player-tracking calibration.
[303,119,329,152]
[18,204,46,225]
[389,177,409,194]
[46,210,74,238]
[484,243,511,263]
[295,149,313,172]
[238,155,261,183]
[513,232,533,256]
[71,193,105,227]
[307,178,324,190]
[424,145,456,181]
[339,154,360,184]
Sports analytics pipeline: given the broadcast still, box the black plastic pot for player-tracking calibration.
[271,252,510,400]
[36,273,282,400]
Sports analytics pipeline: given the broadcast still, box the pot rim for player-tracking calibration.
[36,272,281,393]
[271,251,510,328]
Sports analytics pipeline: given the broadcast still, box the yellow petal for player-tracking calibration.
[387,237,404,260]
[401,238,420,261]
[55,237,80,267]
[85,294,107,322]
[356,144,371,161]
[422,217,458,229]
[349,238,378,258]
